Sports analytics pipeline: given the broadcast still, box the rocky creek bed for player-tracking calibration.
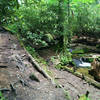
[0,30,100,100]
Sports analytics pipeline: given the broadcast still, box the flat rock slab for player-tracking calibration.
[50,67,100,100]
[0,32,67,100]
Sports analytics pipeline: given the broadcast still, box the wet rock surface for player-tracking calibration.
[0,32,66,100]
[49,64,100,100]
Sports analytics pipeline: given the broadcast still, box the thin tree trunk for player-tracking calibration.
[25,0,28,6]
[16,0,19,9]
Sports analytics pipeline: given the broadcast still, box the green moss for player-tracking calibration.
[0,91,6,100]
[72,48,90,54]
[55,64,67,70]
[72,49,85,54]
[96,44,100,49]
[37,58,47,65]
[77,68,94,79]
[78,95,90,100]
[64,90,71,100]
[25,45,38,59]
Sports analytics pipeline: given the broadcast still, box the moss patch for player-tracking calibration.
[76,68,94,79]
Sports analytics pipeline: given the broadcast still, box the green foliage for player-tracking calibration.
[0,91,6,100]
[5,0,100,50]
[55,64,66,70]
[64,90,71,100]
[72,0,95,3]
[0,0,18,24]
[7,1,62,47]
[78,95,90,100]
[26,45,47,64]
[71,1,100,38]
[5,0,73,50]
[26,31,47,47]
[1,0,100,55]
[60,50,72,65]
[86,58,94,63]
[72,48,89,54]
[78,91,90,100]
[44,34,54,42]
[72,49,85,54]
[25,45,38,58]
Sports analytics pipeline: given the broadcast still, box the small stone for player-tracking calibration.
[29,74,40,82]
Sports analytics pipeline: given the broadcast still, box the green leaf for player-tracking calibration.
[78,95,90,100]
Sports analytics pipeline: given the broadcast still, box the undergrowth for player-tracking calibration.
[0,92,6,100]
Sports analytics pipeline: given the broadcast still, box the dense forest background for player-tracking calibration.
[0,1,100,100]
[0,0,100,65]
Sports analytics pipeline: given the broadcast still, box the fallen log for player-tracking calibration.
[24,47,52,81]
[16,33,54,83]
[64,66,100,89]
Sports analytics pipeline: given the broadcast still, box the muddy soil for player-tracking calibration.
[0,31,66,100]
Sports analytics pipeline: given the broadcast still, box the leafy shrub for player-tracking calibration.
[7,1,61,47]
[60,50,72,65]
[85,58,94,63]
[26,45,38,58]
[55,64,66,70]
[0,0,17,24]
[26,31,47,47]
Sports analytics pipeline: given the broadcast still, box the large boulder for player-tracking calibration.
[90,58,100,82]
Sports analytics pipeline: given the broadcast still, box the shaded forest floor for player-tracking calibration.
[0,30,100,100]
